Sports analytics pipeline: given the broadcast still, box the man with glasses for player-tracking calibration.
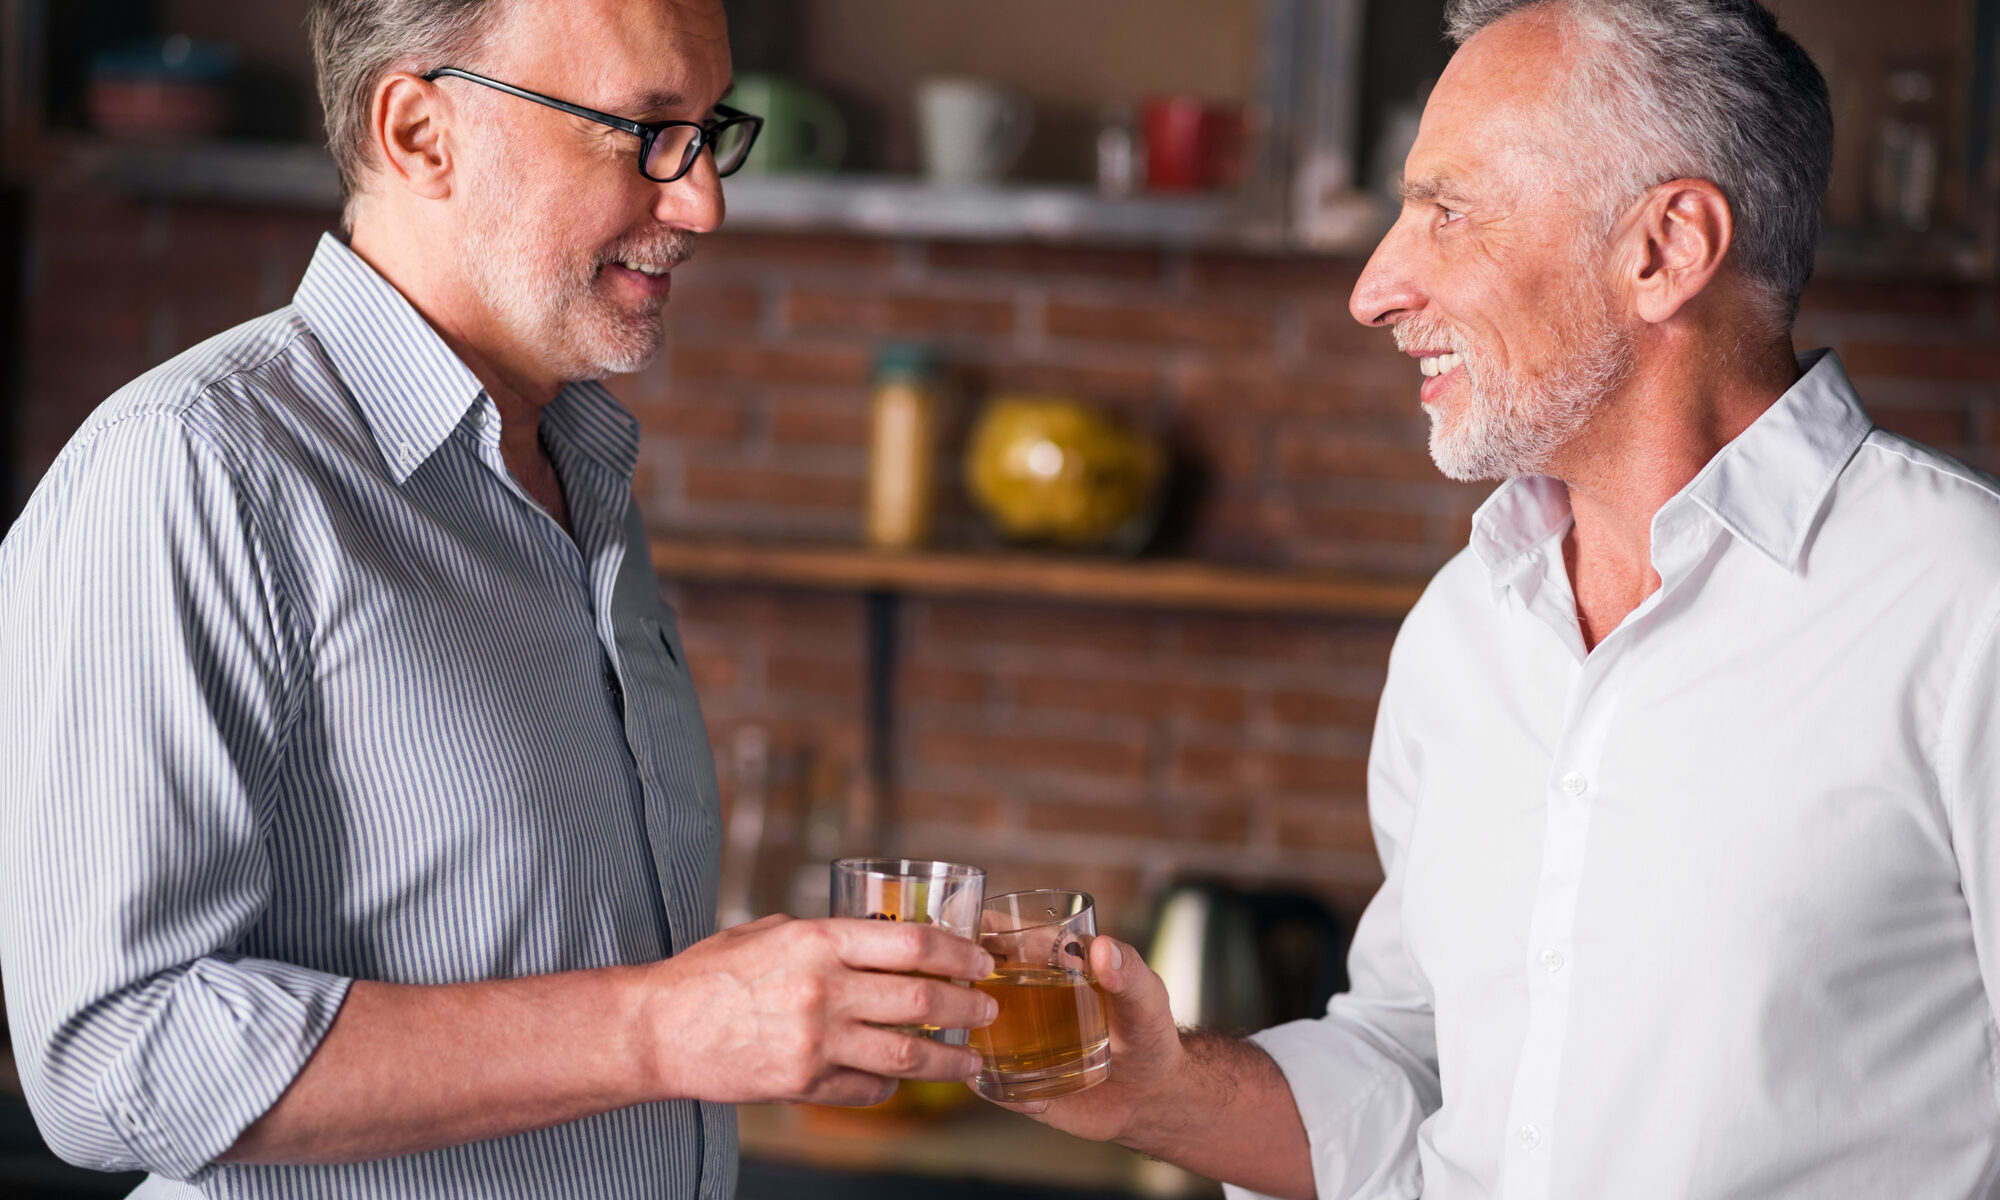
[0,1,996,1196]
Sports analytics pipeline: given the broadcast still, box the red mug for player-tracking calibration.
[1143,98,1245,192]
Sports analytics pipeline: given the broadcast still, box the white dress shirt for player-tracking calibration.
[1233,351,2000,1199]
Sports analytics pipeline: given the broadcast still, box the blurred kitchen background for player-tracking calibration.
[1,0,1996,1196]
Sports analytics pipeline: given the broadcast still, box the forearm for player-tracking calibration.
[1121,1033,1315,1200]
[223,966,656,1164]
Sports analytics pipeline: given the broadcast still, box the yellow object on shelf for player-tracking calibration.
[964,395,1165,553]
[863,345,940,550]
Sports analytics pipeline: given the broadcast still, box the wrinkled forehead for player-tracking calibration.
[482,0,732,116]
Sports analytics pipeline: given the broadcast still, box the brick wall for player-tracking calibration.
[13,185,2000,935]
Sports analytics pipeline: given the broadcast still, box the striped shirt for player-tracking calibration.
[0,234,734,1198]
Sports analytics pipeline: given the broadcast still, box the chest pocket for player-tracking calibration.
[619,606,723,948]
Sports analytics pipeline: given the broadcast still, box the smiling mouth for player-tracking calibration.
[613,259,673,277]
[1418,351,1465,378]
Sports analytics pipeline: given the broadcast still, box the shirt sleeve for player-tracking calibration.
[1944,578,2000,1031]
[1224,640,1441,1200]
[0,409,351,1181]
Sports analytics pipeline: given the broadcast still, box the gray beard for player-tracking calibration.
[1412,287,1635,484]
[456,160,676,382]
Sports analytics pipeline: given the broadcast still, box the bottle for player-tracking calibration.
[863,343,940,550]
[1874,68,1941,234]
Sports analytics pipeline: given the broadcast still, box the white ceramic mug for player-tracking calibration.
[915,77,1033,184]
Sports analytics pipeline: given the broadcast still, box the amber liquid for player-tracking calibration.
[970,965,1109,1073]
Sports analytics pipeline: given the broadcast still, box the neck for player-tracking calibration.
[347,206,562,430]
[1548,327,1798,647]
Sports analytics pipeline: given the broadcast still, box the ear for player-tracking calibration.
[369,72,455,202]
[1619,179,1733,326]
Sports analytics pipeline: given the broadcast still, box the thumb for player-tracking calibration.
[1091,937,1179,1052]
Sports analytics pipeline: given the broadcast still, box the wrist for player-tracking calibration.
[617,962,678,1104]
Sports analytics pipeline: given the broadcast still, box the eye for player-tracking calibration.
[1439,205,1467,224]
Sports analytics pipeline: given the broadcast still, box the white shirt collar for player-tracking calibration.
[1468,349,1875,597]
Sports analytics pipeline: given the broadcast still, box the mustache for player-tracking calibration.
[596,230,697,270]
[1392,315,1467,355]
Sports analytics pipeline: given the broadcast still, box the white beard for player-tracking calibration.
[1398,277,1635,483]
[456,152,690,382]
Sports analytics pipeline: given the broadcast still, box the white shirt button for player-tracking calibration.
[1560,771,1588,796]
[1518,1124,1542,1150]
[1540,948,1565,973]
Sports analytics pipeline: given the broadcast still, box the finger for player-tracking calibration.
[1090,938,1181,1055]
[825,917,995,980]
[832,1024,985,1083]
[805,1068,900,1108]
[844,971,999,1032]
[991,1099,1049,1116]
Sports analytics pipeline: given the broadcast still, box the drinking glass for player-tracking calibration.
[829,857,987,1045]
[969,890,1111,1101]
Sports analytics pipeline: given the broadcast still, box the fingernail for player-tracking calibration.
[984,996,1000,1022]
[1106,939,1123,972]
[1020,1101,1048,1114]
[977,951,996,977]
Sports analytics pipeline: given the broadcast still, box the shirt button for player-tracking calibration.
[120,1105,142,1129]
[1518,1124,1542,1150]
[1540,948,1565,972]
[1560,771,1587,796]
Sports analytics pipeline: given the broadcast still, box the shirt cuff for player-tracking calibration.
[97,957,352,1183]
[1219,1018,1434,1200]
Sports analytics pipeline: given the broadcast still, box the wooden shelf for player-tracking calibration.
[649,539,1426,619]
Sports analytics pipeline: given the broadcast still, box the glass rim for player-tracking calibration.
[831,856,986,881]
[981,888,1096,934]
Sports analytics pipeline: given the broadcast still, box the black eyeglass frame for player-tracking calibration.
[421,66,763,183]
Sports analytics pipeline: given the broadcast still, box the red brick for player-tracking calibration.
[926,241,1165,283]
[1186,251,1362,297]
[666,282,762,330]
[768,396,870,447]
[915,730,1147,780]
[1268,803,1376,853]
[684,648,740,691]
[959,358,1162,406]
[1176,615,1398,668]
[1868,403,1969,448]
[1277,428,1439,483]
[1259,750,1369,794]
[1172,744,1244,787]
[1007,674,1247,725]
[766,654,863,699]
[692,231,899,270]
[1291,503,1433,547]
[1022,800,1161,838]
[1303,308,1409,359]
[627,394,748,442]
[1175,359,1423,419]
[1842,342,2000,382]
[1267,689,1381,731]
[918,598,1159,657]
[1798,281,1980,317]
[671,341,873,386]
[786,287,1015,337]
[1045,299,1274,352]
[898,786,1006,829]
[681,464,862,509]
[902,666,990,706]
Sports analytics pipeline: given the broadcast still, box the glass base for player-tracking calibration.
[971,1041,1110,1102]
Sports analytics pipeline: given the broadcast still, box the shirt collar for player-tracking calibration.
[294,234,642,487]
[294,234,484,483]
[1675,348,1873,573]
[1470,348,1875,590]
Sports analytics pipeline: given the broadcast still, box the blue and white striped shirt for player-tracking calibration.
[0,234,734,1198]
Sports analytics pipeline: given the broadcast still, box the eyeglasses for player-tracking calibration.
[422,67,763,183]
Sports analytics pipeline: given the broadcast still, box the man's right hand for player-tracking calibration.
[637,914,998,1107]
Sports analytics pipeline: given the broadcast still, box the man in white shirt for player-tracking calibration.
[998,2,2000,1197]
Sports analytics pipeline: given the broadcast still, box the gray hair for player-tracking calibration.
[308,0,512,228]
[1444,0,1832,326]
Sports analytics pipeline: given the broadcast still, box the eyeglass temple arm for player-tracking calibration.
[420,67,650,138]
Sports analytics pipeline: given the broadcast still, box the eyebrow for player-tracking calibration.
[1401,174,1469,206]
[612,81,734,119]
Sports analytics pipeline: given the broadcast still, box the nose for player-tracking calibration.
[1349,211,1428,329]
[654,148,725,233]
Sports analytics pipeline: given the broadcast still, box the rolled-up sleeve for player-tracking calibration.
[0,408,350,1181]
[1225,658,1441,1200]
